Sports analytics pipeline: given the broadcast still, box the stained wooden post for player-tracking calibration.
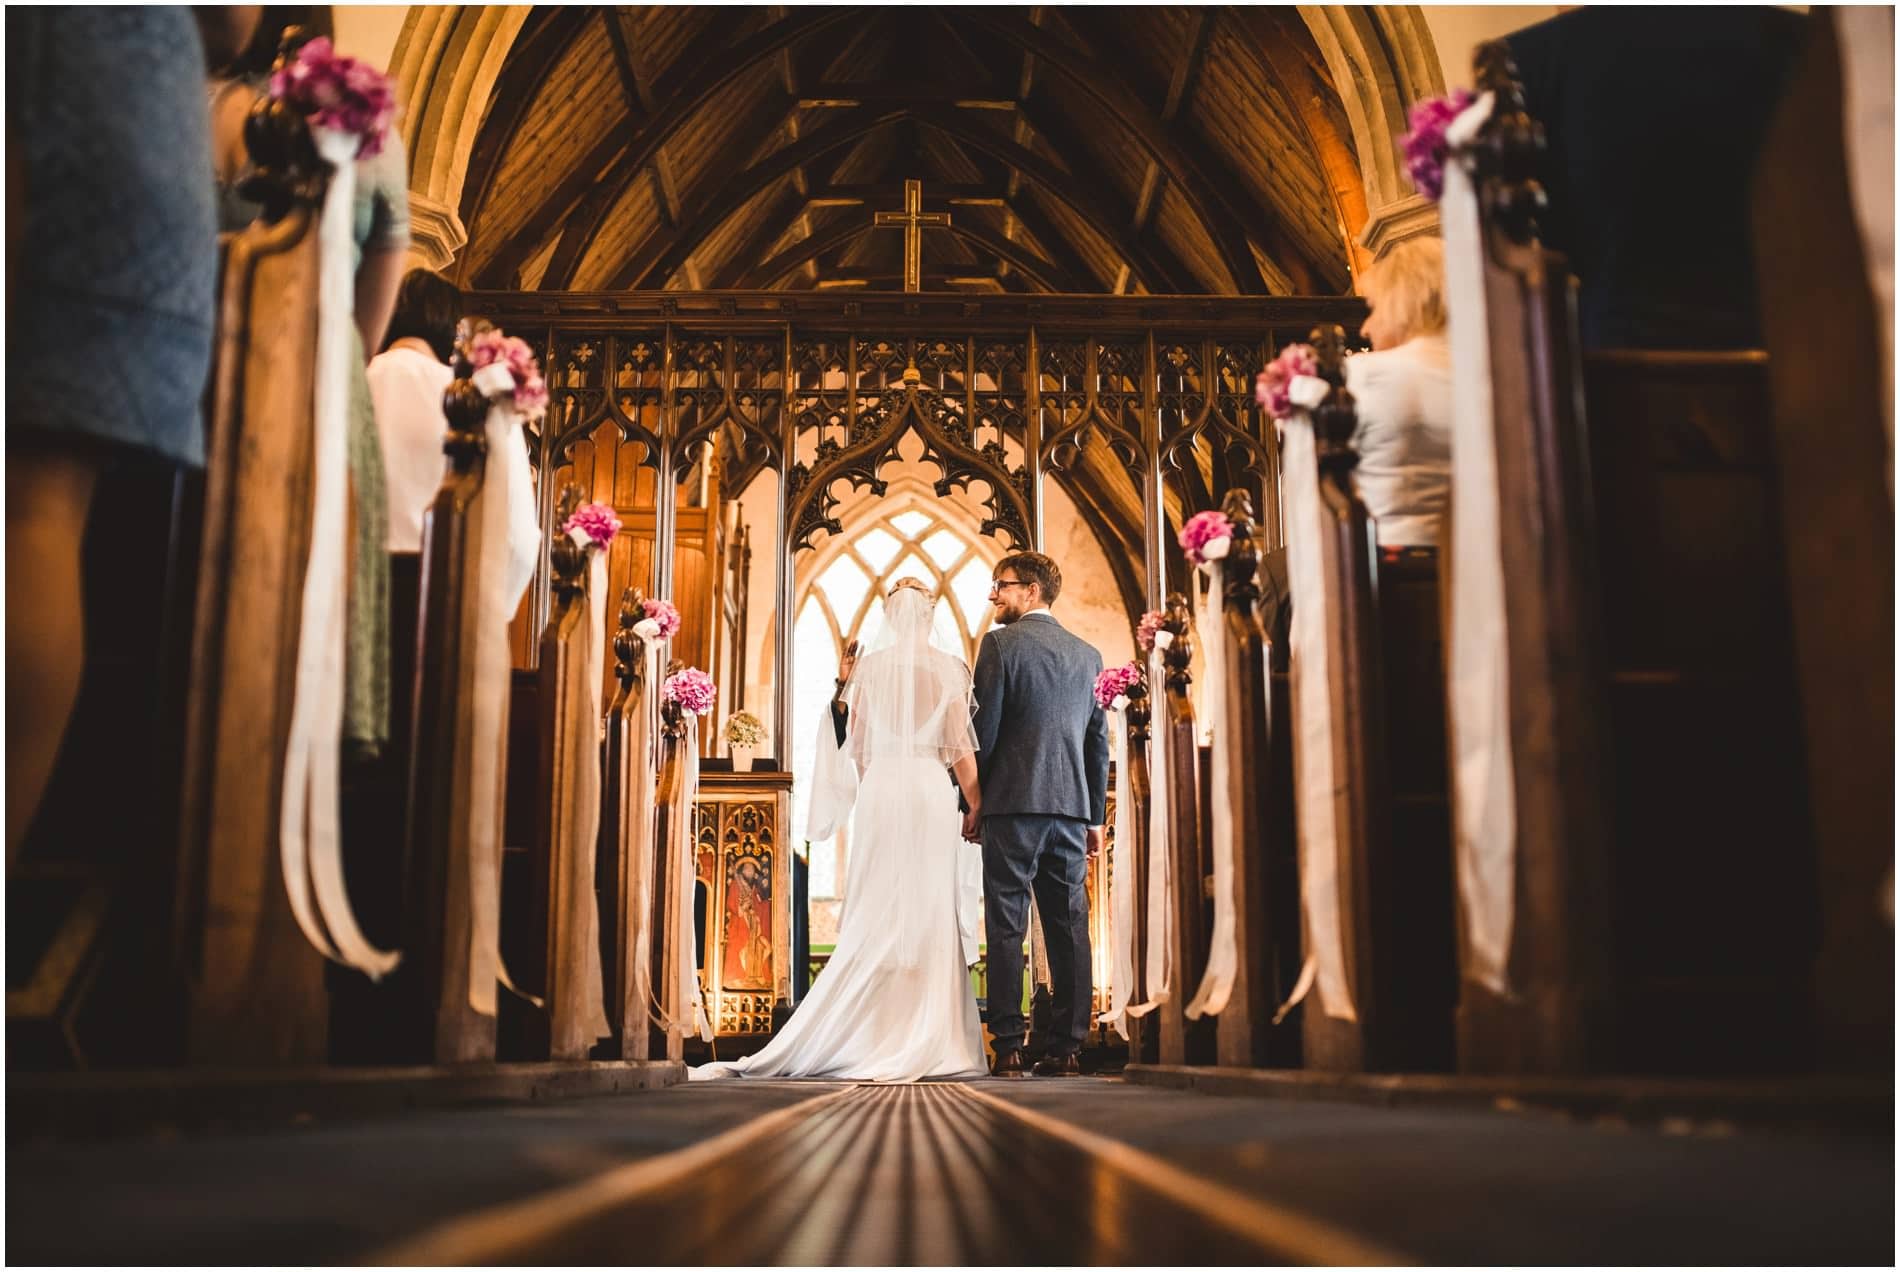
[1455,42,1617,1074]
[1211,489,1288,1068]
[1158,594,1215,1065]
[404,360,503,1065]
[535,486,601,1060]
[648,683,689,1062]
[175,86,329,1066]
[600,588,655,1059]
[1122,665,1155,1064]
[1299,328,1392,1073]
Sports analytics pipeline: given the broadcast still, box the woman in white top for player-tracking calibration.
[1345,236,1453,549]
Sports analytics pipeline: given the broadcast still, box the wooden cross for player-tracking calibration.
[873,179,951,293]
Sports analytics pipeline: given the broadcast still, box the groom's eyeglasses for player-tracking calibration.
[989,578,1029,595]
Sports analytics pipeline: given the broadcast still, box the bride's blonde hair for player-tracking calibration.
[887,577,933,601]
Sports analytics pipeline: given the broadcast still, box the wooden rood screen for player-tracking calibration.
[470,291,1367,733]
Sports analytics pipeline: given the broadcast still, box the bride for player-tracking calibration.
[690,579,989,1082]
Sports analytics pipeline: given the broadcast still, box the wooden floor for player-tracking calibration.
[7,1077,1892,1265]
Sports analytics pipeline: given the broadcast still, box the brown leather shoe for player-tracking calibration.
[1032,1053,1082,1077]
[990,1048,1025,1078]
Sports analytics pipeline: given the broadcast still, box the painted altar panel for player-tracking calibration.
[692,773,793,1038]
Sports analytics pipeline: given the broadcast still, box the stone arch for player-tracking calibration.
[1299,5,1447,259]
[394,4,1446,274]
[387,5,533,269]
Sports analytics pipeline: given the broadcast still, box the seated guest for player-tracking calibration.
[1345,236,1452,550]
[209,5,411,757]
[6,7,251,856]
[368,270,462,552]
[1505,6,1810,350]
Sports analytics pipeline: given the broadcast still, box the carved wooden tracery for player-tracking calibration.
[476,291,1367,748]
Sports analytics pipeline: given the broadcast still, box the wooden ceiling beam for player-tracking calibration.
[795,81,1017,110]
[739,210,1077,293]
[963,9,1273,292]
[989,98,1194,292]
[475,7,853,288]
[1128,7,1212,277]
[615,106,909,290]
[707,182,807,290]
[453,7,590,280]
[1062,8,1340,294]
[1230,5,1371,280]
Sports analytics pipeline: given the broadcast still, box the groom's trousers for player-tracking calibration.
[981,813,1093,1058]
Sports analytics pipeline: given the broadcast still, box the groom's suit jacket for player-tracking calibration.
[972,613,1109,826]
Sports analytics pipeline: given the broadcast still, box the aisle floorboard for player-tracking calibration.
[7,1077,1891,1265]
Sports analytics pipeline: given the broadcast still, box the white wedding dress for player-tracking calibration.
[690,589,988,1083]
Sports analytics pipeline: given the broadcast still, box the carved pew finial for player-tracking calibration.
[1309,324,1362,472]
[549,485,586,601]
[1161,593,1195,696]
[614,587,647,692]
[1470,40,1548,247]
[1219,490,1263,612]
[237,32,324,221]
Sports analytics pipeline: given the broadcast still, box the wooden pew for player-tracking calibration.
[1208,490,1302,1069]
[403,360,507,1065]
[173,91,330,1065]
[1289,337,1458,1074]
[1157,595,1215,1065]
[1750,8,1894,1075]
[1121,659,1156,1065]
[646,686,692,1062]
[599,589,658,1059]
[1452,41,1818,1074]
[500,486,610,1060]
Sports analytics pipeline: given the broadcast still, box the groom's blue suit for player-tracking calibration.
[972,611,1109,1060]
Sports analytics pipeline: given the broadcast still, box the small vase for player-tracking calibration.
[731,744,756,773]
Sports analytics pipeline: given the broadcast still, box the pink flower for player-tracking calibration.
[468,329,549,420]
[1135,609,1165,653]
[562,501,621,550]
[1400,88,1476,203]
[1093,662,1144,710]
[268,37,396,158]
[663,666,716,716]
[1180,509,1236,565]
[1255,342,1319,420]
[641,597,681,639]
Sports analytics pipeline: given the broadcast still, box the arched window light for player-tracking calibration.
[791,496,1004,904]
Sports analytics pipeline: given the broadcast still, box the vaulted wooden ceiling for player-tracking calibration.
[455,6,1362,296]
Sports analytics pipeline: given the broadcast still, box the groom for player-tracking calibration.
[964,552,1108,1077]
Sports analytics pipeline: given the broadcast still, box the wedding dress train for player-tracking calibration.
[691,591,988,1083]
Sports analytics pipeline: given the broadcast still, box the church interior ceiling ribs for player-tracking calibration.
[455,6,1362,297]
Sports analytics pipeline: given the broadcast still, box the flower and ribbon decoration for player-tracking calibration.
[467,329,550,421]
[1180,509,1236,567]
[561,500,621,553]
[1400,88,1477,203]
[631,597,681,645]
[1135,608,1173,653]
[1255,342,1319,420]
[662,666,716,716]
[268,37,396,157]
[724,711,766,748]
[1093,662,1144,712]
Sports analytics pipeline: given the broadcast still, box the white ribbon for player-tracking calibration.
[1440,129,1518,996]
[560,550,612,1045]
[278,127,399,981]
[1129,645,1172,1017]
[1096,709,1136,1038]
[1279,412,1356,1022]
[621,639,663,1036]
[1186,559,1238,1019]
[655,716,715,1042]
[465,396,542,1014]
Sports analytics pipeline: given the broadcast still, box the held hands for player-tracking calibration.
[837,638,862,689]
[1086,826,1105,857]
[961,803,982,844]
